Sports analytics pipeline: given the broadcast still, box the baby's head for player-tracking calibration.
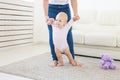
[55,12,68,27]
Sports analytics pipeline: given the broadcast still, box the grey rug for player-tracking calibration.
[0,53,120,80]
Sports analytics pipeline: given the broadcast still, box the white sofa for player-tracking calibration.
[72,10,120,60]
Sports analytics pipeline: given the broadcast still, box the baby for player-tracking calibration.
[47,12,80,66]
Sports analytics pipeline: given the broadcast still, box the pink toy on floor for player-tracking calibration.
[100,54,116,70]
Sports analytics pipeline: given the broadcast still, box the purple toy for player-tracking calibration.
[100,54,116,70]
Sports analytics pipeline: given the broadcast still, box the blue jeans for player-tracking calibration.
[48,4,74,61]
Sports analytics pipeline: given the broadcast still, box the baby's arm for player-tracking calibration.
[65,16,80,31]
[66,19,74,28]
[67,15,80,27]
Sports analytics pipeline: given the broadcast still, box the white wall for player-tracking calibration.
[34,0,48,43]
[78,0,120,10]
[21,0,34,2]
[33,0,120,43]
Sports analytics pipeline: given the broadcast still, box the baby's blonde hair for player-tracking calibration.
[56,12,68,22]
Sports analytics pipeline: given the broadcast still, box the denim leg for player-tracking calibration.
[48,5,59,61]
[67,28,74,59]
[48,25,58,60]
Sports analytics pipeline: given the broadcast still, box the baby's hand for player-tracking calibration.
[73,15,80,22]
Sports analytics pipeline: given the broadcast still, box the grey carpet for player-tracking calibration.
[0,53,120,80]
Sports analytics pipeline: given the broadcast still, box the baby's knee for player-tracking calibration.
[64,49,70,54]
[57,55,61,58]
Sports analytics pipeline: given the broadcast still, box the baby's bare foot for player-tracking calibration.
[70,61,76,66]
[74,60,82,66]
[49,60,58,67]
[57,63,64,67]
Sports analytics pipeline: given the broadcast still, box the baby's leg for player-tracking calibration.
[64,48,76,66]
[55,48,64,66]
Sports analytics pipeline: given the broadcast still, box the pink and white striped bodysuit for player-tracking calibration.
[52,19,73,52]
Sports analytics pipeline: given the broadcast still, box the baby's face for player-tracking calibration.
[55,17,66,27]
[55,13,67,28]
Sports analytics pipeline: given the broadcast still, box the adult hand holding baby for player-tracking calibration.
[46,17,54,25]
[73,15,80,21]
